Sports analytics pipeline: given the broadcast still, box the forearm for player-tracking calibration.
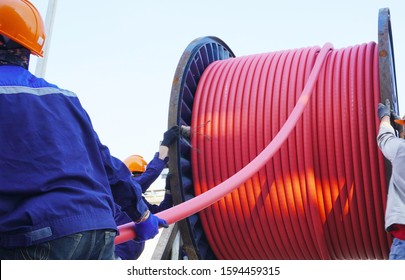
[377,116,402,161]
[111,184,149,222]
[380,115,404,138]
[158,145,169,160]
[380,115,390,127]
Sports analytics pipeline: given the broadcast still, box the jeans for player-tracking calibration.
[0,229,116,260]
[389,238,405,260]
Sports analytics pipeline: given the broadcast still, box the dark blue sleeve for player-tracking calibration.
[142,193,173,214]
[96,136,148,222]
[113,203,132,226]
[141,197,159,214]
[134,152,168,193]
[156,193,173,212]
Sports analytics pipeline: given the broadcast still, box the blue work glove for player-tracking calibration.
[161,126,180,147]
[134,211,168,242]
[377,99,391,120]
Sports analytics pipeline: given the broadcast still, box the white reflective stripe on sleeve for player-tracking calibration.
[0,86,77,97]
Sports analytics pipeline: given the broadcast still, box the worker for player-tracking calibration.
[114,126,179,259]
[115,173,174,259]
[0,0,166,260]
[125,126,180,193]
[125,156,174,213]
[376,99,405,260]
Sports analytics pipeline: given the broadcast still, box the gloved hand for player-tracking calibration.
[377,99,391,120]
[391,111,404,133]
[180,125,191,139]
[134,211,168,242]
[161,126,180,147]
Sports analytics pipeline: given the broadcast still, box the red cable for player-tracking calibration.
[189,43,388,259]
[325,48,347,258]
[331,48,357,259]
[115,43,332,244]
[115,43,389,260]
[217,57,249,259]
[196,58,233,259]
[238,54,270,259]
[257,52,286,259]
[301,47,331,259]
[293,47,321,259]
[371,45,391,256]
[287,48,319,259]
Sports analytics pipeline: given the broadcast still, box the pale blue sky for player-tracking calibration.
[29,0,405,174]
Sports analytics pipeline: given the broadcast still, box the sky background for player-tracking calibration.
[28,0,405,186]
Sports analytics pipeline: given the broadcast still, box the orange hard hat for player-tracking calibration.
[0,0,46,57]
[124,155,147,173]
[394,119,405,126]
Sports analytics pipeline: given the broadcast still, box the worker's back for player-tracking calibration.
[0,65,117,249]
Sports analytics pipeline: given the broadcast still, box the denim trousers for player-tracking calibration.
[0,229,116,260]
[389,238,405,260]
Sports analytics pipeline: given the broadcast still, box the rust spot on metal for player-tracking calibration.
[379,49,388,57]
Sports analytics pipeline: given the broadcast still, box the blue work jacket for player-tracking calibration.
[134,152,168,193]
[0,65,147,248]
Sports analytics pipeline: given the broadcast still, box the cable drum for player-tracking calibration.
[115,9,397,260]
[191,43,390,259]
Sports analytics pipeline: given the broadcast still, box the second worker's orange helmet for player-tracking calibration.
[124,155,147,173]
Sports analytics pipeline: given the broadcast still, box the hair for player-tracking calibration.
[0,35,30,69]
[0,35,25,50]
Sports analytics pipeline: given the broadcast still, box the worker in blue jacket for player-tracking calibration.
[0,0,167,260]
[115,126,179,259]
[125,126,179,194]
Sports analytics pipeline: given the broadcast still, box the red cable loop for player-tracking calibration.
[115,43,390,260]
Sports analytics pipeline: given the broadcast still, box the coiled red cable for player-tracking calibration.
[115,43,389,260]
[190,42,390,259]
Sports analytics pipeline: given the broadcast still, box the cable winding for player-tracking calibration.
[190,42,390,259]
[115,43,389,260]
